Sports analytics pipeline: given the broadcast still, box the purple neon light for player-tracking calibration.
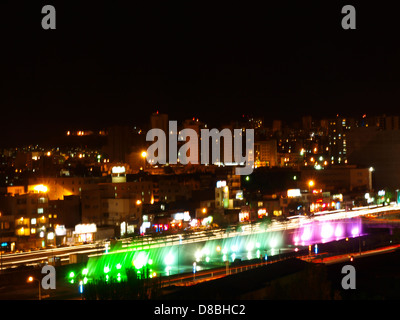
[335,225,344,238]
[351,226,360,236]
[321,224,334,239]
[293,218,362,245]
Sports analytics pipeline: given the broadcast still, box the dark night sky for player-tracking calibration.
[1,1,400,146]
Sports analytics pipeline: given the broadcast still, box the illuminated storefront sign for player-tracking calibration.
[239,211,249,222]
[257,208,267,218]
[332,194,343,201]
[216,180,226,188]
[236,190,243,200]
[201,216,213,226]
[287,189,301,198]
[140,221,151,234]
[173,211,191,221]
[74,224,97,242]
[111,166,126,174]
[75,224,97,234]
[55,225,66,236]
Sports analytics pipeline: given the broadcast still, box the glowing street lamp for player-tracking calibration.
[141,151,147,170]
[307,180,316,214]
[33,184,48,193]
[27,276,41,300]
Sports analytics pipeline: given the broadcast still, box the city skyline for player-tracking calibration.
[3,2,400,302]
[0,109,399,148]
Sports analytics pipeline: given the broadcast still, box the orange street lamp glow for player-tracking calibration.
[308,180,315,188]
[141,151,147,158]
[27,276,41,300]
[33,184,48,193]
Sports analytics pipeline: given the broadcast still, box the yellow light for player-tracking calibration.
[47,151,51,156]
[33,184,48,193]
[28,276,33,282]
[308,180,315,188]
[136,200,142,205]
[202,208,207,214]
[141,151,147,158]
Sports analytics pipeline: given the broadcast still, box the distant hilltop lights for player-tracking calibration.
[146,120,254,175]
[66,130,106,136]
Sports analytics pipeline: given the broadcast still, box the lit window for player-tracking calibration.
[38,197,46,204]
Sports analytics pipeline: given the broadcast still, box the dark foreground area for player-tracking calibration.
[1,250,400,300]
[2,226,400,300]
[159,249,400,300]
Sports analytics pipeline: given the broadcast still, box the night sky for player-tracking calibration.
[1,1,400,146]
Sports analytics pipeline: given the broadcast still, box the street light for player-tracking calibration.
[141,151,147,171]
[307,180,315,214]
[27,276,41,300]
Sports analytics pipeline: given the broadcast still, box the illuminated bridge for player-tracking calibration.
[81,204,400,283]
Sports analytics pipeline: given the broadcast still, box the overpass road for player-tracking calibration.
[2,203,400,271]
